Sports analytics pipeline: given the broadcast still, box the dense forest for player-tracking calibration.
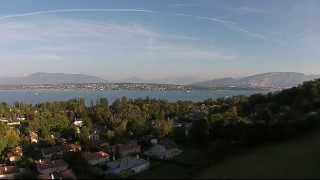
[1,78,320,159]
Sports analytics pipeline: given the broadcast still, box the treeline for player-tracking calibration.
[1,79,320,155]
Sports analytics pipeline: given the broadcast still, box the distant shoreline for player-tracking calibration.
[0,83,274,92]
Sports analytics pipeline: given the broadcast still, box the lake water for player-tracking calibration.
[0,89,267,105]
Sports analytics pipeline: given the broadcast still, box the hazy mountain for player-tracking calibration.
[0,72,106,85]
[192,72,320,89]
[118,77,148,84]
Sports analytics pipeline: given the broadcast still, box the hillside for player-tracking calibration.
[198,126,320,178]
[192,72,320,89]
[0,72,106,85]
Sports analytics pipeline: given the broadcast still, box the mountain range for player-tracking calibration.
[0,72,319,90]
[0,72,106,85]
[191,72,320,89]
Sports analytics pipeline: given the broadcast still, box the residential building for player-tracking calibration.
[16,117,26,121]
[29,131,39,144]
[105,156,150,177]
[7,121,20,126]
[0,118,9,123]
[6,146,23,163]
[82,151,110,166]
[73,120,83,127]
[65,144,82,153]
[112,141,141,158]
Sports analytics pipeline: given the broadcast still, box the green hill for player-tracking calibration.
[198,127,320,178]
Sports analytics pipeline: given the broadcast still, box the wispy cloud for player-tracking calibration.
[174,13,236,25]
[0,8,154,21]
[173,12,283,44]
[0,18,232,64]
[145,45,237,61]
[230,7,272,15]
[0,8,280,44]
[169,3,197,8]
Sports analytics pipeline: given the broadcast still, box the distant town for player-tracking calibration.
[0,82,274,92]
[0,83,193,91]
[0,72,315,92]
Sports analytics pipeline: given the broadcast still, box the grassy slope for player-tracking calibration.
[198,129,320,179]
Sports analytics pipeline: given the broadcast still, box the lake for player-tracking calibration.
[0,89,268,105]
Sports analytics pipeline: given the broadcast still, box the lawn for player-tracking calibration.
[134,142,237,178]
[197,128,320,178]
[135,160,190,179]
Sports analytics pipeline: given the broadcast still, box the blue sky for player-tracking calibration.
[0,0,319,83]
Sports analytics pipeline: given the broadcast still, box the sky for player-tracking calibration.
[0,0,319,84]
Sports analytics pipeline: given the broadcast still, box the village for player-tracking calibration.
[0,114,192,179]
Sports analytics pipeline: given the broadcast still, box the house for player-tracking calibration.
[0,118,9,123]
[6,146,23,163]
[29,131,39,144]
[35,159,69,175]
[144,139,182,160]
[16,117,26,121]
[105,156,150,177]
[7,121,20,126]
[112,141,141,158]
[82,151,110,166]
[150,138,158,145]
[0,165,20,179]
[41,146,64,159]
[174,122,184,128]
[73,120,83,127]
[65,144,82,153]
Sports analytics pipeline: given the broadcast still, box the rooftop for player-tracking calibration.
[106,157,149,171]
[82,151,110,161]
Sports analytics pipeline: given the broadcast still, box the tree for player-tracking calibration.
[0,123,8,154]
[5,128,20,148]
[80,126,90,148]
[159,119,174,137]
[0,123,20,155]
[190,118,210,144]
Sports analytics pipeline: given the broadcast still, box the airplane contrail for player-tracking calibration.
[0,8,281,44]
[0,8,155,20]
[173,12,282,43]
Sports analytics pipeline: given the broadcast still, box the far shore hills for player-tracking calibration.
[0,72,318,91]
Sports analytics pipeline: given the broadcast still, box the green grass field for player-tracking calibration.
[135,142,242,178]
[197,128,320,179]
